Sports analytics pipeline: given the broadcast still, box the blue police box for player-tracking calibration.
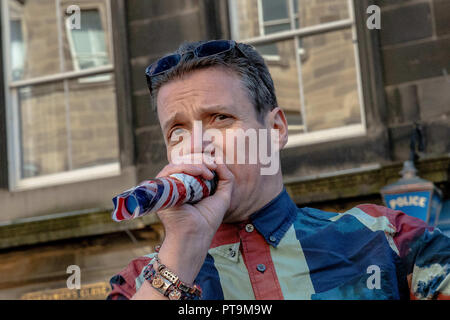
[381,160,443,226]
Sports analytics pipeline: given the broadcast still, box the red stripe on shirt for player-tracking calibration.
[210,223,240,248]
[239,224,284,300]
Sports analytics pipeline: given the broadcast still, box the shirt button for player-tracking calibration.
[269,236,277,243]
[245,224,254,233]
[256,264,266,273]
[229,249,236,258]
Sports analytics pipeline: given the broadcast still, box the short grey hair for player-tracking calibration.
[147,40,278,123]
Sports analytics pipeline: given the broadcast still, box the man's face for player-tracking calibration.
[156,66,276,220]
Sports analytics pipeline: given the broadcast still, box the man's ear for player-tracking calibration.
[265,107,288,149]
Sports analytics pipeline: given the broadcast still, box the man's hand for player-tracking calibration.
[155,154,234,240]
[132,154,234,299]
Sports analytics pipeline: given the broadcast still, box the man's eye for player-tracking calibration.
[214,114,230,122]
[168,128,187,141]
[173,128,186,135]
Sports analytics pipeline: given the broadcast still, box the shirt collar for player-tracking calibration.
[249,188,297,247]
[210,188,297,256]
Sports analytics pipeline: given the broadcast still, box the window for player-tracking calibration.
[66,8,112,82]
[229,0,366,147]
[2,0,120,190]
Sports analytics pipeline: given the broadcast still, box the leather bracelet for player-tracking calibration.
[143,262,182,300]
[154,255,202,298]
[143,255,202,300]
[155,275,182,300]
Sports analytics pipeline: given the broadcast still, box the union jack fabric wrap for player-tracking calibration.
[112,173,217,222]
[107,189,450,300]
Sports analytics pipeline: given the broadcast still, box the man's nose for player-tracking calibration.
[184,120,207,154]
[189,129,211,155]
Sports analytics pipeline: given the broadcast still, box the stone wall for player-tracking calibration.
[377,0,450,160]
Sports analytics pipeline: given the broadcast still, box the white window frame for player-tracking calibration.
[1,0,120,191]
[228,0,367,148]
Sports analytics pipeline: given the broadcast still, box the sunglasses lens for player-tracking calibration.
[149,54,181,75]
[195,40,233,58]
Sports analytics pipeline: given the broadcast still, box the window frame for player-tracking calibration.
[228,0,367,148]
[1,0,123,191]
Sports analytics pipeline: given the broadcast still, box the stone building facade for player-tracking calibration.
[0,0,449,299]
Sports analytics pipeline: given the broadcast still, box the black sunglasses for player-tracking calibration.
[145,40,246,95]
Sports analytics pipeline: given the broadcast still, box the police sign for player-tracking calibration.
[381,161,442,225]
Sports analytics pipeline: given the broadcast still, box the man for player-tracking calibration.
[107,40,450,300]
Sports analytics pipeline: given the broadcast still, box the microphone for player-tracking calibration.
[111,172,218,222]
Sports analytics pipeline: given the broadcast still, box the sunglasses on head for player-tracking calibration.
[145,40,246,95]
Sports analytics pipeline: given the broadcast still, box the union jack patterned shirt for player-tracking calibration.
[107,189,450,300]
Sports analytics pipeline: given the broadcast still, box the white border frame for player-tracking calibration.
[228,0,367,149]
[1,0,120,191]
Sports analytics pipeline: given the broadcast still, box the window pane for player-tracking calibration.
[8,0,112,80]
[255,39,304,135]
[8,0,62,80]
[10,19,26,81]
[258,23,292,56]
[293,0,298,14]
[18,74,119,178]
[262,0,289,22]
[67,74,119,170]
[66,7,112,71]
[264,23,291,35]
[296,0,350,28]
[19,83,68,178]
[255,43,279,57]
[300,29,361,132]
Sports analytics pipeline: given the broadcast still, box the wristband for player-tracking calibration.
[143,262,181,300]
[154,255,202,298]
[143,255,202,300]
